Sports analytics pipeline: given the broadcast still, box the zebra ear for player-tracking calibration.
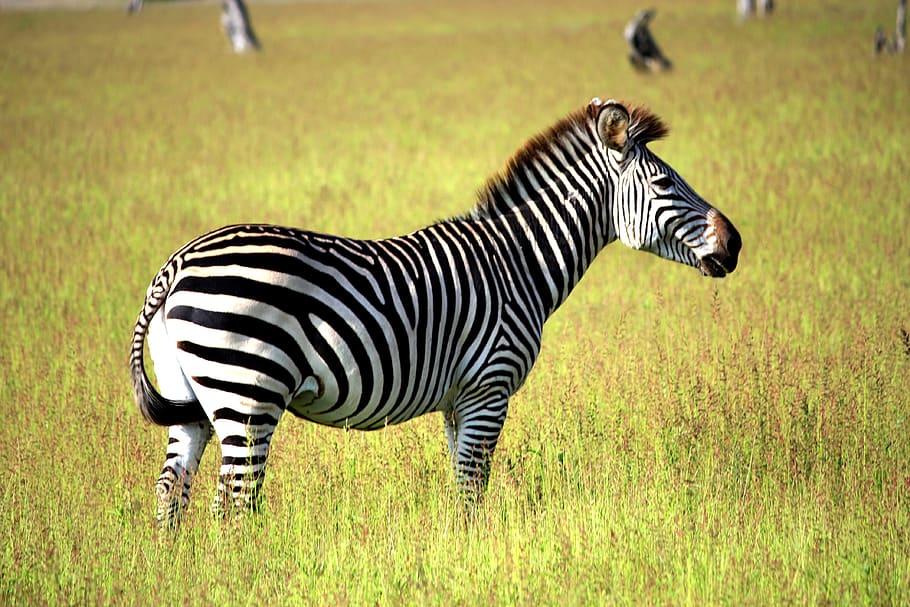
[596,101,630,153]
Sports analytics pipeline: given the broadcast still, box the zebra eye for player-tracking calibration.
[651,176,674,190]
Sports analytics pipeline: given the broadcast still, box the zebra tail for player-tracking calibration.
[130,268,207,426]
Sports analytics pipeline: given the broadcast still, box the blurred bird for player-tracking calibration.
[874,27,892,54]
[624,9,672,72]
[874,1,907,55]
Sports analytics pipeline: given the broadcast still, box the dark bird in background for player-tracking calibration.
[875,27,892,54]
[874,0,907,55]
[221,0,261,53]
[624,9,672,72]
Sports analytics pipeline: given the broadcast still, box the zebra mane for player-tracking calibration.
[628,105,669,144]
[462,102,669,221]
[464,108,592,221]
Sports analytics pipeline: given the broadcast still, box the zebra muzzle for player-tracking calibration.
[699,211,742,277]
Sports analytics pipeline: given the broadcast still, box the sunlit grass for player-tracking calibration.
[1,0,908,604]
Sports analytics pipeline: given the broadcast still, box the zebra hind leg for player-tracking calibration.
[209,407,280,520]
[156,420,214,529]
[147,316,214,529]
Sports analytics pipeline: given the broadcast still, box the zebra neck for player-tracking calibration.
[463,118,615,320]
[494,181,611,321]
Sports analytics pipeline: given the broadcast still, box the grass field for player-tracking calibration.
[1,0,909,604]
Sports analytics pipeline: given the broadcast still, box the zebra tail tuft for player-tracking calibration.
[130,270,206,426]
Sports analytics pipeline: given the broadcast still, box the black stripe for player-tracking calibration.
[219,454,269,467]
[183,250,385,312]
[166,306,310,377]
[194,375,286,410]
[212,406,281,427]
[221,434,272,447]
[177,340,297,393]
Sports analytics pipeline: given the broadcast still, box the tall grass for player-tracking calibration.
[1,0,908,604]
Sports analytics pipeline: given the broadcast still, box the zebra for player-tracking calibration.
[131,98,741,527]
[221,0,260,53]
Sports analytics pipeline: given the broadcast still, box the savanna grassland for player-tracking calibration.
[1,0,909,604]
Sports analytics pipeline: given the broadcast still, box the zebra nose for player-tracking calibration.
[712,211,741,273]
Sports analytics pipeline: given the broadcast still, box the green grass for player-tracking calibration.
[1,0,909,604]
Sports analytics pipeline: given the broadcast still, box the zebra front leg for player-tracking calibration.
[210,409,279,519]
[156,420,214,529]
[447,393,509,505]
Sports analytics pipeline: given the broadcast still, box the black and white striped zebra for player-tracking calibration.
[131,98,741,526]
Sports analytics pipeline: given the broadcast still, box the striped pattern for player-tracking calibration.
[131,98,741,526]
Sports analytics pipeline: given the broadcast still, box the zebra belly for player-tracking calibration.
[284,374,459,430]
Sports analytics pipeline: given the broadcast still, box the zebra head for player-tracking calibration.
[593,99,741,277]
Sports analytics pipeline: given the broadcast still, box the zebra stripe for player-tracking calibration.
[132,98,741,526]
